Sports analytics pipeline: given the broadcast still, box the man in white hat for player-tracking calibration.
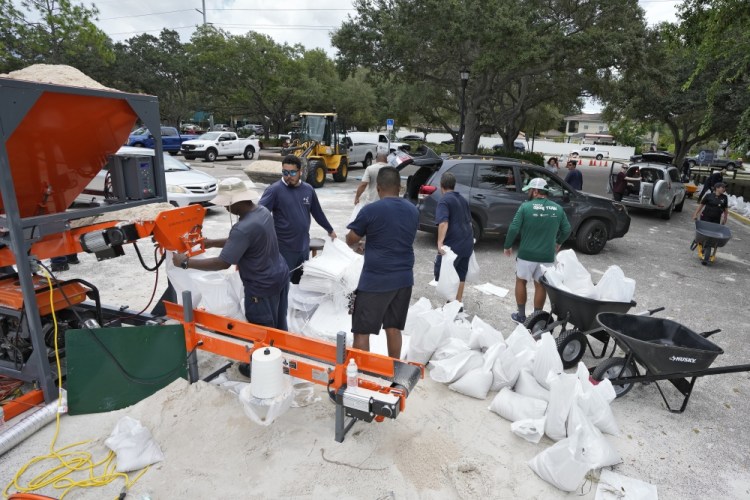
[503,177,570,324]
[172,177,290,331]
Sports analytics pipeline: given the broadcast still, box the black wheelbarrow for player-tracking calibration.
[523,275,663,369]
[592,312,750,413]
[690,219,732,265]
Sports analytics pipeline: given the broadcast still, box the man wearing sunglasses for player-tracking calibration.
[259,154,336,284]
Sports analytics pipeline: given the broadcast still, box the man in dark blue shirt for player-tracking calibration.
[434,172,474,304]
[564,160,583,190]
[259,155,336,284]
[172,178,289,331]
[346,167,418,358]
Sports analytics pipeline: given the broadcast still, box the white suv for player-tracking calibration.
[608,161,686,219]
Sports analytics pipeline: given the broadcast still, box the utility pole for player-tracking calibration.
[196,0,207,25]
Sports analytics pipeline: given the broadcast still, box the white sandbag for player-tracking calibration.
[556,249,596,298]
[436,246,460,300]
[532,332,563,389]
[348,202,362,224]
[528,432,591,492]
[489,387,547,422]
[406,308,447,364]
[403,297,432,336]
[195,272,245,320]
[239,379,294,426]
[542,266,570,293]
[430,350,483,384]
[483,342,505,371]
[514,368,551,402]
[104,416,165,473]
[575,363,620,435]
[165,257,205,308]
[595,265,636,303]
[544,372,580,441]
[506,324,537,356]
[491,347,534,391]
[469,316,504,350]
[596,470,659,500]
[567,404,622,468]
[449,367,493,399]
[511,417,546,444]
[446,315,472,343]
[432,337,471,362]
[465,251,480,283]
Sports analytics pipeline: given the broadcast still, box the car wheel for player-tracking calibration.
[205,149,217,162]
[471,217,482,241]
[333,157,348,182]
[675,196,685,212]
[596,154,603,160]
[726,163,735,171]
[688,160,696,168]
[576,219,608,255]
[660,199,674,220]
[591,356,637,398]
[133,142,144,148]
[363,154,372,168]
[556,330,587,369]
[243,146,255,160]
[306,160,326,188]
[169,151,178,156]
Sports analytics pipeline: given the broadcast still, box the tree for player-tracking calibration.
[333,0,647,153]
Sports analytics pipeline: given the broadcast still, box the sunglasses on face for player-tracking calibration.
[282,169,299,177]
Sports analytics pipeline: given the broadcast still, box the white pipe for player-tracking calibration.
[0,398,60,456]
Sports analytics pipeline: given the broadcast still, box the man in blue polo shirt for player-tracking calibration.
[259,155,336,284]
[346,167,418,358]
[434,172,474,304]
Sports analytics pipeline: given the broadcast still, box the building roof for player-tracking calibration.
[564,113,604,122]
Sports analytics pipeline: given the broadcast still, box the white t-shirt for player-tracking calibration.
[360,162,388,205]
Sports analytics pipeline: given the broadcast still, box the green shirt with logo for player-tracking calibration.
[503,197,571,263]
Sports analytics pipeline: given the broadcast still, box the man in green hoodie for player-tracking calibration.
[503,177,571,323]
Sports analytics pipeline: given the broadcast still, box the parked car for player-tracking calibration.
[414,154,631,254]
[126,126,199,155]
[211,123,232,131]
[571,146,610,160]
[180,123,203,134]
[629,151,674,164]
[492,140,527,153]
[181,132,261,162]
[608,160,686,220]
[74,146,218,208]
[348,132,409,152]
[400,134,424,141]
[687,151,742,171]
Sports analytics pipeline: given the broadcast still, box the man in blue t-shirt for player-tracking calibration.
[259,155,336,284]
[346,167,418,358]
[564,160,583,190]
[172,178,290,331]
[434,172,474,304]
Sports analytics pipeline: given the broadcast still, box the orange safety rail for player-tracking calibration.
[1,388,44,421]
[164,302,424,386]
[2,92,137,218]
[0,275,89,314]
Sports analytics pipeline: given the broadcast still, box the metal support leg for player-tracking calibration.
[334,331,356,442]
[182,291,199,383]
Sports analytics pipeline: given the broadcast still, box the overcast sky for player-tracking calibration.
[88,0,681,55]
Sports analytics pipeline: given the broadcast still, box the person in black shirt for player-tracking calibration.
[697,168,725,201]
[693,182,728,224]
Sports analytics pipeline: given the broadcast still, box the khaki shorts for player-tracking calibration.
[515,258,552,282]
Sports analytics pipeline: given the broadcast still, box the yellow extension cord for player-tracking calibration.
[3,271,149,499]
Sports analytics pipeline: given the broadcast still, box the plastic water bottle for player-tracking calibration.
[346,359,358,388]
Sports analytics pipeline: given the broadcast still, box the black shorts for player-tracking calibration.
[351,287,412,335]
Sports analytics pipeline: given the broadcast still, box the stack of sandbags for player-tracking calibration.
[484,333,622,493]
[728,194,750,217]
[543,250,635,303]
[299,239,363,307]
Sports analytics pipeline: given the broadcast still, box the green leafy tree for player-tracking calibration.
[606,117,651,148]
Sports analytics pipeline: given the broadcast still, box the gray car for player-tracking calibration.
[415,155,631,254]
[608,161,686,220]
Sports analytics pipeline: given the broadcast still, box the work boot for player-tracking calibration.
[67,255,80,265]
[50,262,69,273]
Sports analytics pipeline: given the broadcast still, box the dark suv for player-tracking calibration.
[413,156,630,254]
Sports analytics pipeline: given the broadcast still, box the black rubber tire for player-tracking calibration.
[556,330,587,369]
[591,356,637,398]
[596,154,603,160]
[524,311,553,338]
[205,149,217,162]
[675,196,685,212]
[243,146,255,160]
[306,160,326,188]
[333,158,348,182]
[169,151,178,156]
[660,199,674,220]
[471,217,482,241]
[726,163,736,171]
[363,153,372,168]
[688,160,696,168]
[132,142,144,148]
[185,155,196,160]
[576,219,608,255]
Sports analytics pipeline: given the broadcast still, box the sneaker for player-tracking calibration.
[511,312,526,323]
[50,262,69,273]
[238,362,251,378]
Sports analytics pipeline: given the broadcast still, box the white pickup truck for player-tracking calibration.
[341,135,378,167]
[572,146,610,160]
[180,131,261,162]
[347,132,409,155]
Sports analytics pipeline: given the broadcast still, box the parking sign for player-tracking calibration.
[386,118,394,131]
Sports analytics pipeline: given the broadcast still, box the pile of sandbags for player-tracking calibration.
[728,194,750,217]
[543,250,635,303]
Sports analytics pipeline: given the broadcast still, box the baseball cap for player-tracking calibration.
[212,177,260,206]
[522,177,549,192]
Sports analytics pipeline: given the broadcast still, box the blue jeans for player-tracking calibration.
[244,283,289,331]
[280,249,308,285]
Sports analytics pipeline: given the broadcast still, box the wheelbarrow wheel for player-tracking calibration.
[556,329,587,369]
[592,356,637,398]
[524,311,553,338]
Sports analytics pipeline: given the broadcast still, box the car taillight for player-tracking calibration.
[418,185,437,201]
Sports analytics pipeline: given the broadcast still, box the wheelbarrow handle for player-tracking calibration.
[636,306,665,316]
[700,329,721,338]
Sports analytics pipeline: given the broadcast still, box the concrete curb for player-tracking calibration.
[729,210,750,225]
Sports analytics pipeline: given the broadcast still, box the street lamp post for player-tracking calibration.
[458,69,470,154]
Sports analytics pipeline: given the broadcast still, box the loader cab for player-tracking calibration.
[298,113,340,151]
